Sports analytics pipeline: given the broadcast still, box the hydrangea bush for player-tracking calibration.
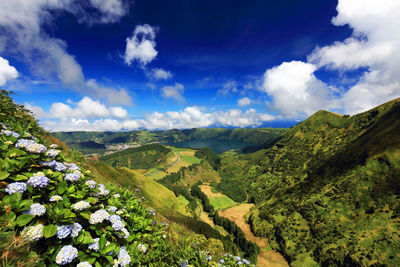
[0,90,255,266]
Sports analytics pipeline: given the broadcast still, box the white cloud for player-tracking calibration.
[237,97,251,107]
[147,68,172,80]
[24,102,46,119]
[85,79,133,106]
[161,83,185,102]
[217,81,238,95]
[0,0,133,105]
[308,0,400,114]
[262,0,400,116]
[88,0,128,24]
[213,109,274,128]
[49,97,128,120]
[110,106,128,118]
[263,61,339,117]
[38,100,274,131]
[0,57,18,86]
[124,24,158,66]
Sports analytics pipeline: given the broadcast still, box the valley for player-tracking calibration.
[49,98,400,266]
[1,89,400,266]
[219,204,288,267]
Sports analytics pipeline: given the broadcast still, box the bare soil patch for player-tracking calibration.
[219,204,288,267]
[199,185,225,198]
[199,211,215,228]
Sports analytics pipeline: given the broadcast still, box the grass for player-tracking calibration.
[122,168,190,216]
[210,197,238,210]
[200,185,238,211]
[144,147,201,177]
[181,155,202,164]
[86,161,189,216]
[178,195,190,205]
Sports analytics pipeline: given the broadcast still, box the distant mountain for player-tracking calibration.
[219,98,400,266]
[51,128,287,154]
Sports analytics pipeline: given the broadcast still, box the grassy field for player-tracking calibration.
[178,195,190,205]
[142,146,202,179]
[200,185,238,210]
[165,147,201,173]
[86,161,189,216]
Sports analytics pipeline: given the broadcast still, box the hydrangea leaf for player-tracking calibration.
[16,214,35,226]
[43,224,57,238]
[0,170,10,180]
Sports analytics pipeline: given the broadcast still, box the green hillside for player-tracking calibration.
[0,90,257,266]
[99,144,171,170]
[220,99,400,266]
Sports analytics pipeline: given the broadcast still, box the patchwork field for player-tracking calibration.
[219,204,288,267]
[199,185,237,210]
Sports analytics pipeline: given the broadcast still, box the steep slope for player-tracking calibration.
[241,99,400,266]
[0,89,257,266]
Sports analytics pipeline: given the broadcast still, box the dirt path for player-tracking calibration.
[219,204,288,267]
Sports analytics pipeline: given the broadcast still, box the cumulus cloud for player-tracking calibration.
[124,24,158,66]
[38,100,274,131]
[47,97,128,121]
[309,0,400,114]
[237,97,251,107]
[161,83,185,102]
[263,61,339,117]
[0,57,18,86]
[212,109,274,128]
[147,68,172,80]
[217,81,238,95]
[263,0,400,116]
[0,0,133,105]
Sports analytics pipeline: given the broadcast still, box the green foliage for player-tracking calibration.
[100,144,171,170]
[0,89,43,138]
[213,212,260,263]
[191,184,215,214]
[227,99,400,266]
[195,147,221,170]
[0,90,255,267]
[216,152,248,202]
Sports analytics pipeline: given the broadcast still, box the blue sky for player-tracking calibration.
[0,0,399,131]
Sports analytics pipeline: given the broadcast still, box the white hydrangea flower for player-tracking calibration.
[55,245,78,265]
[23,224,44,242]
[50,195,63,202]
[89,209,110,224]
[73,201,90,211]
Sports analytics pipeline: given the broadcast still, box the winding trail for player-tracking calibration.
[144,151,181,177]
[219,204,288,267]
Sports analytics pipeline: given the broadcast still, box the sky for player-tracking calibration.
[0,0,399,131]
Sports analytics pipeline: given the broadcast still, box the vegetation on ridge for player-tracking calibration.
[0,89,257,266]
[219,99,400,266]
